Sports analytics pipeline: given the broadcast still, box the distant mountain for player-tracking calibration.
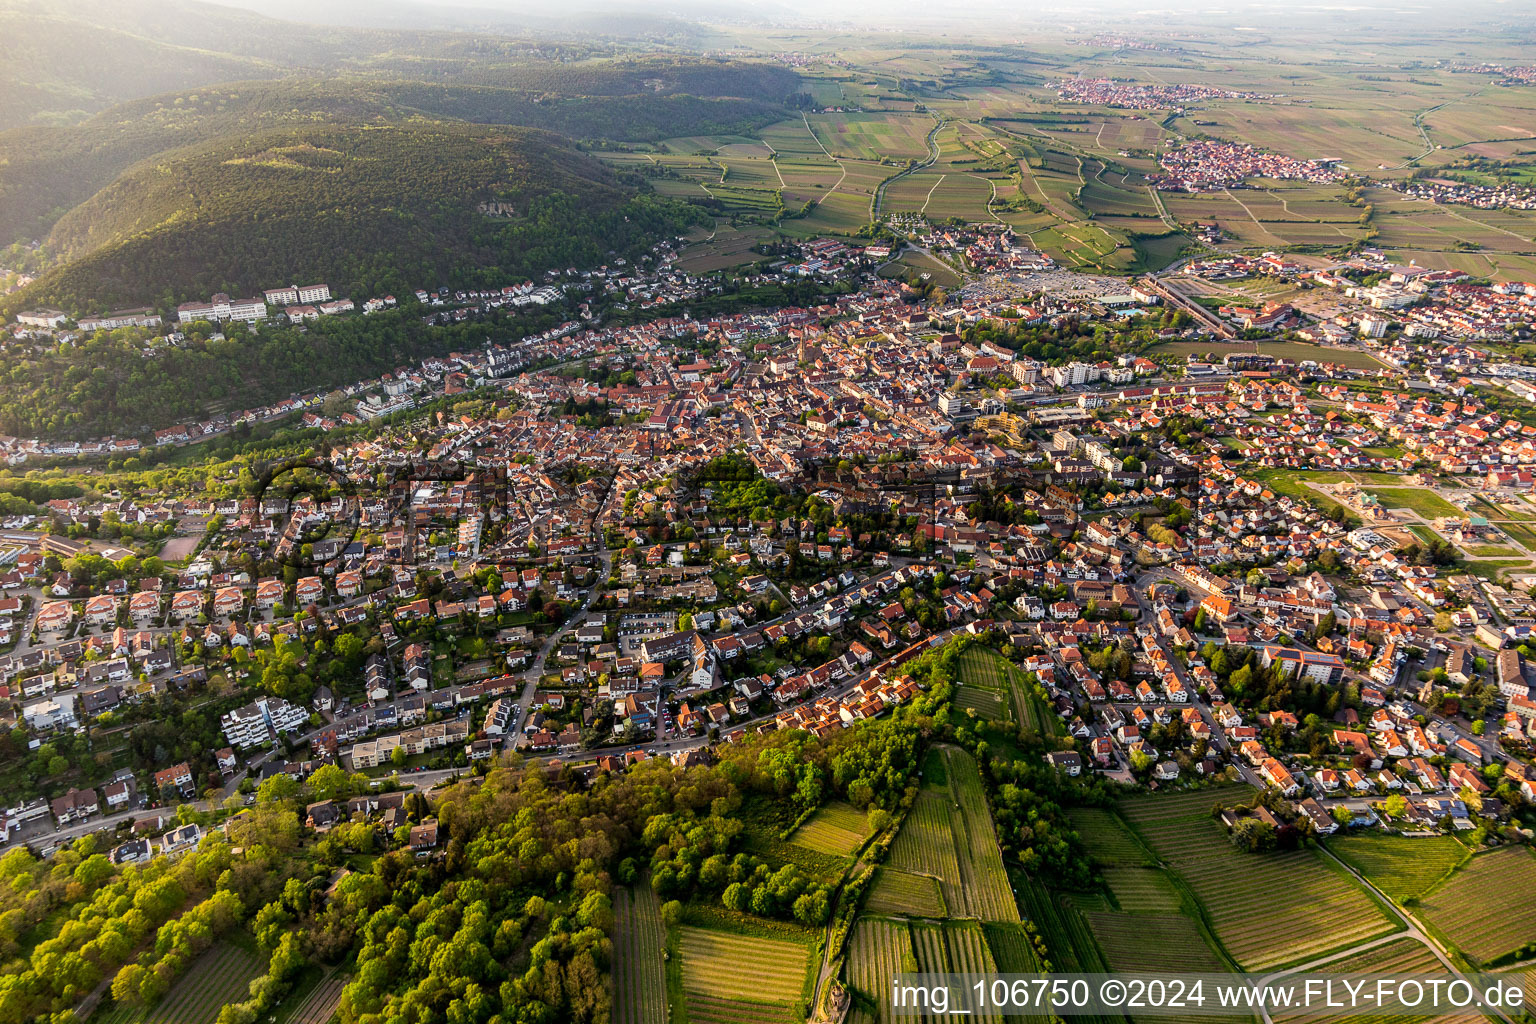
[2,121,691,314]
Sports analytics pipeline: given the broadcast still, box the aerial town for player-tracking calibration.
[3,5,1536,1024]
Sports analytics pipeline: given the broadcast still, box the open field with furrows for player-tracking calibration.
[791,191,873,235]
[1016,873,1110,976]
[1100,867,1183,913]
[864,866,947,918]
[1086,911,1230,974]
[657,134,763,154]
[845,917,915,1024]
[909,921,1005,1024]
[98,943,264,1024]
[1070,807,1154,867]
[789,801,868,858]
[1119,789,1397,970]
[1419,89,1536,153]
[956,650,1065,741]
[1325,835,1468,904]
[884,746,1017,922]
[954,683,1007,718]
[614,886,668,1024]
[676,925,813,1024]
[1269,937,1483,1024]
[1417,847,1536,965]
[282,971,347,1024]
[806,112,934,162]
[924,175,997,222]
[758,118,832,159]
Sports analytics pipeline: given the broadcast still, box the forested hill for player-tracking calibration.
[0,73,791,249]
[2,122,669,314]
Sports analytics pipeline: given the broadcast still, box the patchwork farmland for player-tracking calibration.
[1325,835,1468,903]
[1417,848,1536,965]
[675,925,813,1024]
[886,746,1017,922]
[1119,789,1397,970]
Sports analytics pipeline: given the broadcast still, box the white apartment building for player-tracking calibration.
[177,293,268,324]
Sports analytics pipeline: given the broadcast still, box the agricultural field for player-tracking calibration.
[953,683,1007,719]
[1418,848,1536,965]
[97,943,264,1024]
[1325,835,1468,903]
[789,801,869,858]
[806,112,934,162]
[1100,867,1183,913]
[844,918,916,1024]
[1086,911,1230,974]
[281,971,347,1024]
[864,867,947,918]
[1268,937,1483,1024]
[886,747,1017,923]
[1069,807,1153,867]
[674,225,773,273]
[614,886,668,1024]
[909,921,1006,1024]
[1119,789,1397,970]
[954,648,1061,737]
[675,924,814,1024]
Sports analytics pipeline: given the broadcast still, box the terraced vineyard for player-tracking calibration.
[1100,867,1182,913]
[613,885,668,1024]
[1070,808,1153,867]
[845,918,916,1024]
[1269,937,1481,1024]
[908,921,1005,1024]
[790,801,869,858]
[98,943,264,1024]
[865,867,947,917]
[885,747,1017,922]
[1325,835,1467,903]
[1418,848,1536,965]
[1086,912,1228,973]
[283,971,347,1024]
[955,684,1007,718]
[676,925,813,1024]
[1120,790,1396,970]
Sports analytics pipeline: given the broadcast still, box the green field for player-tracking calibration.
[789,801,869,858]
[615,886,668,1024]
[98,943,264,1024]
[1070,807,1154,867]
[1119,789,1397,970]
[865,867,947,918]
[845,917,917,1024]
[1362,487,1462,519]
[1268,937,1482,1024]
[675,924,814,1024]
[1418,848,1536,965]
[1326,835,1467,903]
[886,747,1018,922]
